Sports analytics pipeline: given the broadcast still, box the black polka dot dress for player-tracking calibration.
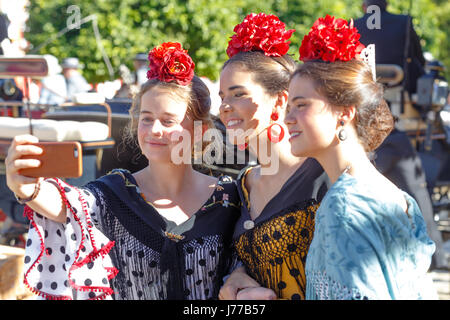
[23,169,240,300]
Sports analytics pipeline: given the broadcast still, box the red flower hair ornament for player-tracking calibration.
[299,15,365,63]
[146,42,195,86]
[226,13,295,58]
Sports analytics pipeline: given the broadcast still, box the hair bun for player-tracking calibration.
[356,80,394,151]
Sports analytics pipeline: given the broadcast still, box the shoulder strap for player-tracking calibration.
[401,15,412,112]
[402,16,412,87]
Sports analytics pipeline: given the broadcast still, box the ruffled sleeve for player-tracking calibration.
[306,181,436,300]
[23,178,118,300]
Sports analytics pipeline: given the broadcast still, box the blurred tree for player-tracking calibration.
[272,0,449,80]
[385,0,450,80]
[25,0,449,83]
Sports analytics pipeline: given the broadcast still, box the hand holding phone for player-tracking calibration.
[19,141,83,178]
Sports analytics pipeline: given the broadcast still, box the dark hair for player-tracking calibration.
[124,75,214,146]
[292,59,394,152]
[222,51,296,96]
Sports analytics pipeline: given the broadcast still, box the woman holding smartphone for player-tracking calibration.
[5,42,240,300]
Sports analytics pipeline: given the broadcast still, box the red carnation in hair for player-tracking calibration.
[226,13,295,58]
[299,15,365,63]
[147,42,195,86]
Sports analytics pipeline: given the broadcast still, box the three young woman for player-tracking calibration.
[6,42,240,300]
[220,13,435,300]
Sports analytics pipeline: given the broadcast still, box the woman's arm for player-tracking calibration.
[219,266,260,300]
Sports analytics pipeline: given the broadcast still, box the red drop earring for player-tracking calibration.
[337,120,347,141]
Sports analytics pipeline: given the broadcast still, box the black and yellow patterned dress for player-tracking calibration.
[232,158,329,300]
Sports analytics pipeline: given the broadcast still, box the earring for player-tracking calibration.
[267,123,285,143]
[337,120,347,141]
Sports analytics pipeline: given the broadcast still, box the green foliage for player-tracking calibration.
[25,0,450,83]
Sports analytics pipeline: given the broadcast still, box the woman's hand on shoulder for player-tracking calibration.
[219,266,261,300]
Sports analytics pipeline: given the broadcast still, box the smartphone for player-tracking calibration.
[19,141,83,178]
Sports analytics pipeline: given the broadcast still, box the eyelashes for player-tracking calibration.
[219,91,248,101]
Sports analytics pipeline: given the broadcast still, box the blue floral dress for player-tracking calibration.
[305,172,437,300]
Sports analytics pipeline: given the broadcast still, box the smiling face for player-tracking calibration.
[219,63,278,145]
[137,86,194,163]
[285,75,340,158]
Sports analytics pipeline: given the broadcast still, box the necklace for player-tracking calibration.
[342,165,352,174]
